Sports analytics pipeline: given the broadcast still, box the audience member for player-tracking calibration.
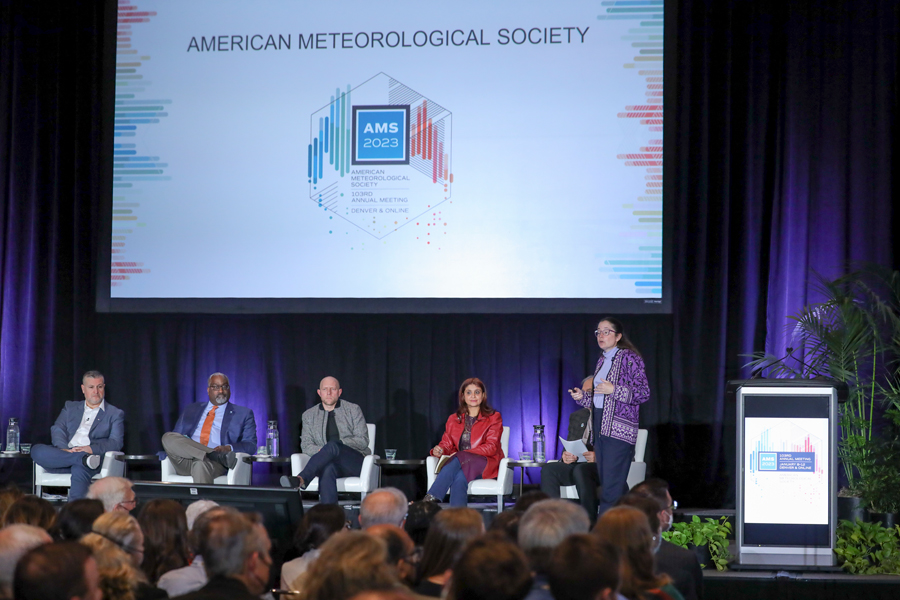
[138,498,191,584]
[49,498,105,541]
[292,531,400,600]
[161,372,257,484]
[414,507,484,598]
[514,490,551,513]
[281,503,347,590]
[0,487,24,521]
[81,511,166,600]
[593,506,684,600]
[156,503,224,598]
[87,476,137,512]
[13,542,102,600]
[360,488,409,528]
[366,524,419,588]
[404,501,442,547]
[282,376,371,505]
[630,480,702,600]
[349,591,416,600]
[615,496,661,546]
[518,500,591,600]
[445,536,532,600]
[0,495,55,530]
[488,509,522,543]
[180,509,272,600]
[29,371,125,501]
[546,534,621,600]
[0,524,51,599]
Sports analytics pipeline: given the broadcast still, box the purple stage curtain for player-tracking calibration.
[1,1,898,507]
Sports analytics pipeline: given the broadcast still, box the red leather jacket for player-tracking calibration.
[431,411,504,480]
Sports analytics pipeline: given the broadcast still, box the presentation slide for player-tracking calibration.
[109,1,664,306]
[743,417,829,526]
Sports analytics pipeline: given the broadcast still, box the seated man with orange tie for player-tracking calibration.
[161,372,257,484]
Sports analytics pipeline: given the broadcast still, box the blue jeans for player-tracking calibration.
[299,440,365,505]
[428,456,469,506]
[30,444,101,501]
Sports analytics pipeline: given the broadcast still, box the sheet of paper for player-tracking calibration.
[559,437,589,462]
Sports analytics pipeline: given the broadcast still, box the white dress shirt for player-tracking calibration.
[69,400,105,447]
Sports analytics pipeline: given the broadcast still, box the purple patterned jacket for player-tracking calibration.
[576,348,650,445]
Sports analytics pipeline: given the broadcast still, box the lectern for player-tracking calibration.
[729,379,845,567]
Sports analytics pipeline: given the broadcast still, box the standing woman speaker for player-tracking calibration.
[568,317,650,516]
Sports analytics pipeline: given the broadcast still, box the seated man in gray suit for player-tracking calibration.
[162,372,258,483]
[540,407,600,520]
[280,375,370,504]
[30,370,125,501]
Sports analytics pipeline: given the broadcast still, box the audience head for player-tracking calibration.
[80,511,147,600]
[86,477,136,513]
[630,478,674,532]
[456,377,495,418]
[547,534,621,600]
[488,509,522,543]
[366,524,419,586]
[295,530,399,600]
[446,536,532,600]
[292,503,347,556]
[593,506,669,600]
[194,509,271,596]
[417,507,484,581]
[404,501,442,547]
[513,490,550,513]
[185,499,219,531]
[13,542,101,600]
[518,499,591,574]
[616,494,662,550]
[0,495,55,530]
[0,487,24,521]
[349,591,415,600]
[137,498,190,583]
[360,488,409,529]
[49,498,105,542]
[0,524,52,598]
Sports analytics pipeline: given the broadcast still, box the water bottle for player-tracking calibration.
[6,418,19,453]
[266,420,279,457]
[532,424,546,462]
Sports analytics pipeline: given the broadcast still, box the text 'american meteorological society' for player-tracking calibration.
[186,28,590,52]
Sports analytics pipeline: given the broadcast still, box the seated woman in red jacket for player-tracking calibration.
[423,378,504,507]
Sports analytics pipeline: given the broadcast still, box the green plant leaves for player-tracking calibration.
[661,516,733,571]
[835,519,900,574]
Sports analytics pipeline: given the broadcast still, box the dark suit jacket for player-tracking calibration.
[567,407,592,447]
[171,402,257,455]
[50,400,125,455]
[179,575,258,600]
[656,539,703,600]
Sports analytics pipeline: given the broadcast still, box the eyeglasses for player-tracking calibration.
[666,500,678,512]
[209,384,230,391]
[594,329,617,337]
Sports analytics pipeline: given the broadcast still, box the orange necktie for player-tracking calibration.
[199,406,217,447]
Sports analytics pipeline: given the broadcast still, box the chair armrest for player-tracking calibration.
[100,451,125,478]
[227,453,252,485]
[160,457,176,480]
[425,456,438,492]
[290,453,310,477]
[358,454,380,491]
[497,457,513,493]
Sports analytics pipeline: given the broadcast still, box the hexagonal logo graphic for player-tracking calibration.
[307,73,452,240]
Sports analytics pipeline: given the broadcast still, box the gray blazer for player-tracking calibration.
[301,399,370,456]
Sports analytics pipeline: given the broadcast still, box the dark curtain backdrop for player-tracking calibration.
[1,1,898,507]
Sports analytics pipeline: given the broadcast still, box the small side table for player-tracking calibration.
[506,460,549,497]
[243,456,292,464]
[1,451,32,492]
[115,454,160,480]
[374,458,426,488]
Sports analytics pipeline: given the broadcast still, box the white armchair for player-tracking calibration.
[289,423,379,500]
[34,451,125,497]
[559,428,648,499]
[160,453,252,485]
[425,426,513,511]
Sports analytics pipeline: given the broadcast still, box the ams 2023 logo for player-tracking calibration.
[352,105,410,165]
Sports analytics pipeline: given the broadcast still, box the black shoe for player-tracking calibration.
[280,475,307,490]
[422,494,441,503]
[209,450,237,470]
[83,454,101,469]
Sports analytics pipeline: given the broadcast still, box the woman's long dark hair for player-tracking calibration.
[597,316,641,356]
[455,377,496,420]
[292,503,347,556]
[137,498,191,583]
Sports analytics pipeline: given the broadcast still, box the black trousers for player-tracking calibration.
[594,407,635,516]
[539,460,600,519]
